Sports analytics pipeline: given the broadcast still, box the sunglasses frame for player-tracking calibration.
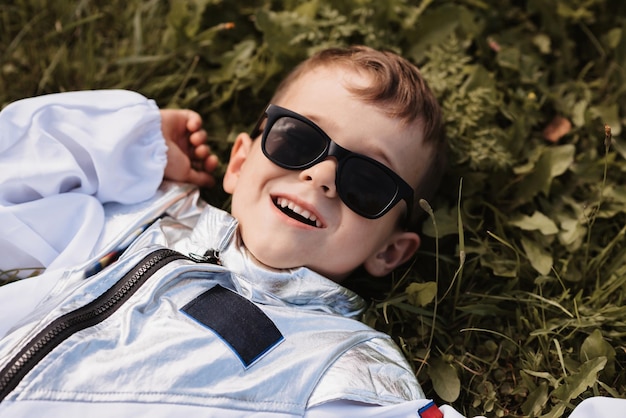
[250,104,414,226]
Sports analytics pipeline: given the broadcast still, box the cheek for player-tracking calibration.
[335,217,386,253]
[348,215,400,251]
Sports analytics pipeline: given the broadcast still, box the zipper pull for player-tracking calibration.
[189,249,222,265]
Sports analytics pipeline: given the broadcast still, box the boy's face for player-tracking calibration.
[224,65,431,281]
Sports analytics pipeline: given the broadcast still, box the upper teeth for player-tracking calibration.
[276,197,321,227]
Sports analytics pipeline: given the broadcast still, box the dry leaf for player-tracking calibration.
[542,116,572,143]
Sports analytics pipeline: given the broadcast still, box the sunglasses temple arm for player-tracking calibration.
[250,111,270,140]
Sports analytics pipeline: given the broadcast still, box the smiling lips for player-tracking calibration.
[274,197,323,228]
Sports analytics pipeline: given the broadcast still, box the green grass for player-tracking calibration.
[2,1,626,416]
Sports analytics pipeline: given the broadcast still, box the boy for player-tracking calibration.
[0,46,458,417]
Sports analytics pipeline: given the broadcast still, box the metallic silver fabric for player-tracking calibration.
[0,182,424,415]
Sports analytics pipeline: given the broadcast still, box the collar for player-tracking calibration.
[181,205,366,319]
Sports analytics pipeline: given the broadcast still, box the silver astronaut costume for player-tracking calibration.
[0,182,424,416]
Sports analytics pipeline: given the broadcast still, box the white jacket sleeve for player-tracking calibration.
[0,89,167,205]
[0,90,167,274]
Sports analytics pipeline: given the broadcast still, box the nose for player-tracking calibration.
[299,158,338,198]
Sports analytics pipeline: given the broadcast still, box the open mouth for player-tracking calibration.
[273,197,322,228]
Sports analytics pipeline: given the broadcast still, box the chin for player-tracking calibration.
[244,243,296,271]
[241,235,353,282]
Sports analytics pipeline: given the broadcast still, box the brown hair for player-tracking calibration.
[272,45,447,231]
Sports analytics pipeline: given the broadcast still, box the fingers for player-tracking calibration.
[160,109,205,144]
[193,143,210,160]
[164,109,209,158]
[161,108,222,188]
[191,145,219,172]
[188,150,219,176]
[189,127,219,173]
[184,110,203,133]
[164,143,216,187]
[202,153,220,174]
[162,108,202,134]
[189,128,208,147]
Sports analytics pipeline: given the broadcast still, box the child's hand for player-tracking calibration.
[160,109,219,187]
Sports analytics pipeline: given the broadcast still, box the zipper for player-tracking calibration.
[0,248,190,402]
[188,249,222,265]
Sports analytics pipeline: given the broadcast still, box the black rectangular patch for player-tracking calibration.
[182,285,284,367]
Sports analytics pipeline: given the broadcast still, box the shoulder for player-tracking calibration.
[308,335,425,407]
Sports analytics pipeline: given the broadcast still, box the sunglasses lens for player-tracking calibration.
[264,117,327,168]
[338,158,398,217]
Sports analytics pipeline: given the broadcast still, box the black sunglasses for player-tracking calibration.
[250,104,414,225]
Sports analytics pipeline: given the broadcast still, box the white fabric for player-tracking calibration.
[0,267,64,339]
[568,397,626,418]
[0,90,166,274]
[0,193,104,272]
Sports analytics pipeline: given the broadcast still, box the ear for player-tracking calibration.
[363,231,421,277]
[223,133,253,194]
